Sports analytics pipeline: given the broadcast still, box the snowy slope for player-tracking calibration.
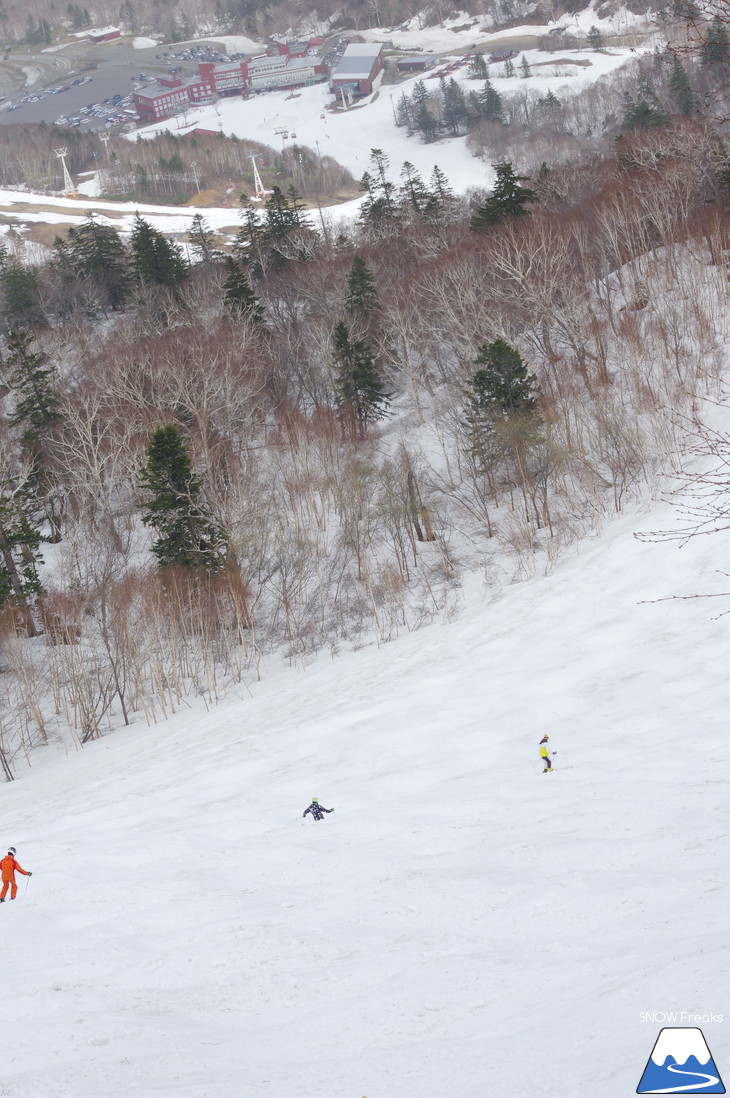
[132,45,639,194]
[2,464,729,1096]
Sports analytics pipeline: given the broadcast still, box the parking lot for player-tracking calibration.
[0,40,206,131]
[0,35,351,133]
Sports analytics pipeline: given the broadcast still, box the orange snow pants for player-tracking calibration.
[0,880,17,899]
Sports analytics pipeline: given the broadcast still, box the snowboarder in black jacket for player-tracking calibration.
[303,798,334,821]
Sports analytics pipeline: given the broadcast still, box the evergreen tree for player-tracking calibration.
[468,339,540,417]
[345,255,379,315]
[332,321,390,434]
[0,471,45,636]
[5,329,59,457]
[396,91,413,130]
[359,149,400,233]
[3,328,61,538]
[130,214,189,291]
[188,213,220,265]
[139,425,226,571]
[399,161,432,215]
[441,77,468,134]
[504,58,515,77]
[0,259,46,332]
[671,0,700,15]
[701,16,730,66]
[587,25,605,52]
[477,78,503,121]
[262,185,299,239]
[62,214,130,311]
[134,164,151,191]
[471,161,536,231]
[520,55,532,77]
[430,164,454,206]
[244,185,314,270]
[622,81,668,130]
[411,79,429,105]
[415,100,439,141]
[222,257,264,324]
[668,57,696,115]
[424,164,455,221]
[467,53,489,79]
[538,89,564,128]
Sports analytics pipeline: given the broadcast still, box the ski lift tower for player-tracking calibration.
[55,146,76,198]
[249,155,273,202]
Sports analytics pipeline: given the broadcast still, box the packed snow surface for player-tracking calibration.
[2,464,729,1096]
[131,44,638,195]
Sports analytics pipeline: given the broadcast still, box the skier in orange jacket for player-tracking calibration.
[0,847,31,901]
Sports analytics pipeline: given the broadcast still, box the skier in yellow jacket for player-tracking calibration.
[540,735,554,773]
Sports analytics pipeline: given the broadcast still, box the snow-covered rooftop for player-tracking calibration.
[332,42,384,80]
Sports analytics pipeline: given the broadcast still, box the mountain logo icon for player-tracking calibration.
[637,1027,725,1093]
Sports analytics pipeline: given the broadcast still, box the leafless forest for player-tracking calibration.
[0,0,543,46]
[0,125,354,204]
[0,41,729,774]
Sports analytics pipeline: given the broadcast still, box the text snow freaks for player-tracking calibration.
[640,1013,724,1024]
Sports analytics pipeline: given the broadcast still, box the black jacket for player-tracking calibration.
[303,802,333,821]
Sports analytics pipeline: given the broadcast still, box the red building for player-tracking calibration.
[87,26,121,42]
[133,47,327,123]
[331,43,384,97]
[134,81,193,121]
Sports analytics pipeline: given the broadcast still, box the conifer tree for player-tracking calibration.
[477,78,503,121]
[622,81,668,131]
[332,321,390,435]
[139,425,226,571]
[4,328,62,538]
[245,185,314,270]
[345,255,379,316]
[189,213,220,265]
[442,77,468,134]
[520,55,532,77]
[222,257,264,324]
[415,100,439,141]
[429,164,454,206]
[359,149,400,233]
[504,58,515,77]
[701,16,730,66]
[423,165,455,222]
[471,161,536,231]
[587,25,605,52]
[63,214,130,311]
[668,57,696,115]
[5,329,59,459]
[396,91,413,130]
[467,53,489,79]
[0,471,45,636]
[411,79,429,105]
[0,257,46,332]
[130,214,189,291]
[398,161,430,215]
[468,339,540,417]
